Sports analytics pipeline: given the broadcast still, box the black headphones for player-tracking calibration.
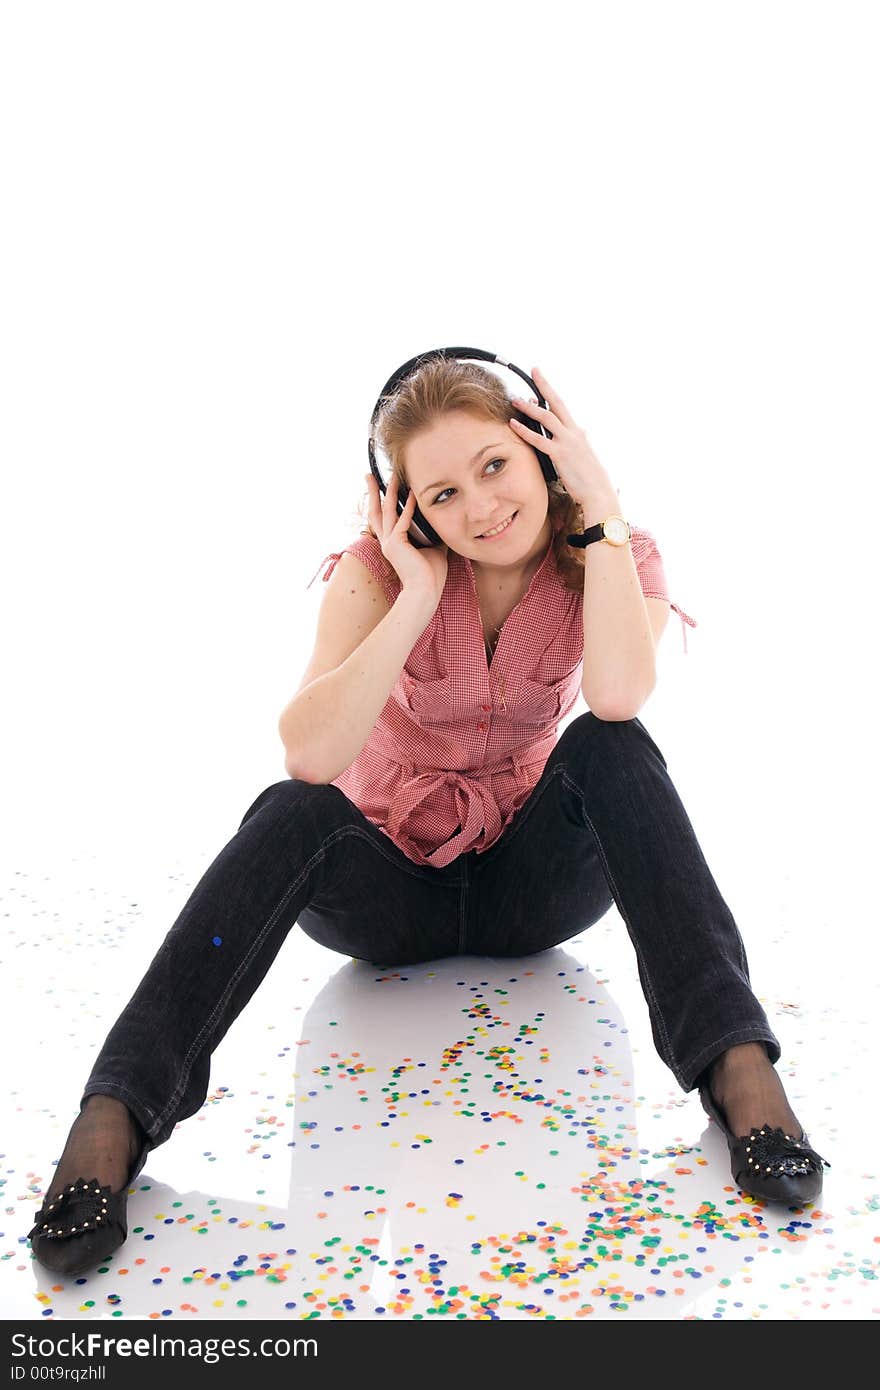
[367,346,561,549]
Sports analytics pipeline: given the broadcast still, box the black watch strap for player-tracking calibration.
[566,522,605,549]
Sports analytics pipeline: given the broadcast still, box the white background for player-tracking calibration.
[2,0,877,954]
[3,2,879,1323]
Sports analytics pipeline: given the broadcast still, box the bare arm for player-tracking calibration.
[579,485,658,719]
[278,587,438,784]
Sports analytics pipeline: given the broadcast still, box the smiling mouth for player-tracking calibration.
[476,511,518,539]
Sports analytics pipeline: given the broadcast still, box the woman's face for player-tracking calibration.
[403,410,553,576]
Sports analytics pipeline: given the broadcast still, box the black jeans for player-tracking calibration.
[81,712,780,1150]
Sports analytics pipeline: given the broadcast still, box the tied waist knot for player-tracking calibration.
[386,765,507,867]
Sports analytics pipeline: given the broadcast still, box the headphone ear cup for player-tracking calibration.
[397,481,441,547]
[408,520,438,548]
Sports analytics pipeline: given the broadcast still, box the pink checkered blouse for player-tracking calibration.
[306,522,696,867]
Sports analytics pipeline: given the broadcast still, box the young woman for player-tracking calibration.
[28,357,826,1276]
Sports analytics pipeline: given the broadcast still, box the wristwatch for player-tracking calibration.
[566,515,632,548]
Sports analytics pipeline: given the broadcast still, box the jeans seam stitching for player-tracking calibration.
[561,768,684,1089]
[333,827,446,879]
[153,824,356,1137]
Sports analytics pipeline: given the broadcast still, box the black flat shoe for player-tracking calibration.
[27,1139,151,1275]
[699,1084,829,1206]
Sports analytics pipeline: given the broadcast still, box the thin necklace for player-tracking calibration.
[480,548,544,658]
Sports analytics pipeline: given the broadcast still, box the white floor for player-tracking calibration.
[2,818,878,1323]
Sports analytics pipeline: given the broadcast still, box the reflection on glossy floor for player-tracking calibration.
[2,841,877,1322]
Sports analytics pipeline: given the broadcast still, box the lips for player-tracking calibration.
[476,511,517,539]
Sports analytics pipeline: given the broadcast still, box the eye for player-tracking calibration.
[432,458,505,505]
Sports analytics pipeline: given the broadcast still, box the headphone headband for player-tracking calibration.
[367,346,559,548]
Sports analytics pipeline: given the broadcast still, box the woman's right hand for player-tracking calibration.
[365,472,449,607]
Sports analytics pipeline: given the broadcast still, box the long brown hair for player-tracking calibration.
[353,356,587,593]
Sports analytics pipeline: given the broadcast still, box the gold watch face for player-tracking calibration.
[603,515,631,546]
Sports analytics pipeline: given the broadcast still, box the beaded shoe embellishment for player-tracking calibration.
[743,1126,830,1179]
[28,1178,111,1241]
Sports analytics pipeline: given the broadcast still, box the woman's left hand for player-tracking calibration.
[509,365,619,511]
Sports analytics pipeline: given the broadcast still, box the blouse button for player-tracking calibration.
[477,722,486,731]
[481,704,490,711]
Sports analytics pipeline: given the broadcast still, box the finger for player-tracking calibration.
[531,367,574,426]
[512,394,560,429]
[509,415,557,451]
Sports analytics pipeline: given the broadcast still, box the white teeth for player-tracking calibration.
[479,512,515,538]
